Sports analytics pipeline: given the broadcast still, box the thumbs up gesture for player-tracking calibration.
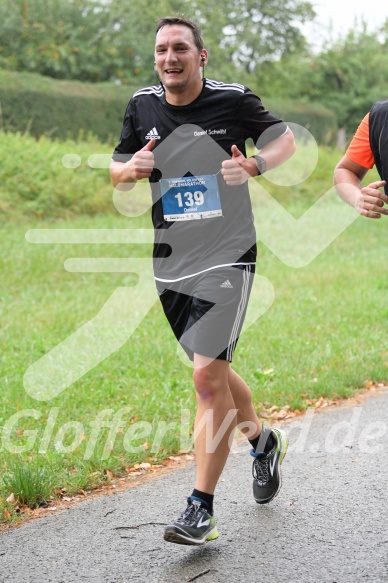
[221,145,257,186]
[128,137,156,180]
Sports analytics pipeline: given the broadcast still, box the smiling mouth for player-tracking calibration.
[165,69,183,74]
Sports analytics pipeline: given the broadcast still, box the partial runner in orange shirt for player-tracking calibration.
[334,109,388,218]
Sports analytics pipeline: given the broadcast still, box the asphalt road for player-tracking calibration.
[1,389,388,583]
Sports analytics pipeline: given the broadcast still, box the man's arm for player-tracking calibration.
[334,154,388,219]
[254,127,296,173]
[221,127,296,186]
[110,138,156,191]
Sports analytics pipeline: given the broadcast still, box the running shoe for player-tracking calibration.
[251,427,288,504]
[164,499,219,545]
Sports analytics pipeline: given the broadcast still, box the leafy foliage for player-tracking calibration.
[0,67,337,146]
[265,98,337,146]
[0,0,112,81]
[213,0,314,71]
[0,69,139,142]
[312,26,388,133]
[0,0,315,84]
[269,24,388,135]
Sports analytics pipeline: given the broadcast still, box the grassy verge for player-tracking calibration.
[0,137,387,523]
[0,131,115,219]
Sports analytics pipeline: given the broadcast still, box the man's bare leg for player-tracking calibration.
[227,369,288,505]
[228,367,262,441]
[192,354,237,494]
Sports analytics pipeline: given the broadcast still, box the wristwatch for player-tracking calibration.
[252,155,267,176]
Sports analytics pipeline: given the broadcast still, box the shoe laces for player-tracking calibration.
[176,500,203,525]
[252,455,270,485]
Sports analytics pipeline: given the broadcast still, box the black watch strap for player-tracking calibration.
[252,155,267,175]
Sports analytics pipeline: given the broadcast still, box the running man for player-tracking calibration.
[110,16,296,546]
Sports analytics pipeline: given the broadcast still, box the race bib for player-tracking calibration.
[160,174,222,221]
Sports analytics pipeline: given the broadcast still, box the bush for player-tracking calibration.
[1,89,126,143]
[265,98,338,146]
[0,69,136,143]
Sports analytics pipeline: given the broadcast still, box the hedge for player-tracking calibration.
[0,69,135,144]
[0,69,338,146]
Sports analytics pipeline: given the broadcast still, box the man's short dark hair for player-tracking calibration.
[156,16,204,52]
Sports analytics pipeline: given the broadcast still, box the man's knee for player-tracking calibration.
[193,365,223,400]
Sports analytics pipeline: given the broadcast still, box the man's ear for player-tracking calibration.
[200,50,208,66]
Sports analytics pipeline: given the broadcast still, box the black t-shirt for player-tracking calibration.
[113,78,287,281]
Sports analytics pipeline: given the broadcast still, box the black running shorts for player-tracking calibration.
[156,264,255,361]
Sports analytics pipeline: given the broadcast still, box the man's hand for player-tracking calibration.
[356,180,388,218]
[128,138,156,180]
[334,155,388,219]
[221,145,257,186]
[110,138,156,189]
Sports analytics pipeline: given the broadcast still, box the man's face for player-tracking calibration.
[154,25,204,95]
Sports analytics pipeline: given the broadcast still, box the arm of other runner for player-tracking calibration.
[334,154,388,219]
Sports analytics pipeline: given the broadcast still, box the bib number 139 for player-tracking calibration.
[175,191,205,207]
[160,174,222,221]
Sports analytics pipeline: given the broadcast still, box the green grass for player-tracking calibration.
[2,458,58,508]
[0,131,115,219]
[0,135,387,522]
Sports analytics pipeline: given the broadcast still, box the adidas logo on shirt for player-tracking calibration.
[145,127,161,140]
[220,280,233,288]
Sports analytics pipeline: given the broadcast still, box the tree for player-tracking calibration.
[289,23,388,135]
[206,0,315,73]
[0,0,315,85]
[0,0,110,81]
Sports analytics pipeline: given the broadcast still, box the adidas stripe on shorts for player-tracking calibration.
[156,264,255,361]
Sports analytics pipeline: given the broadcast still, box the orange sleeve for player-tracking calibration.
[346,113,375,169]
